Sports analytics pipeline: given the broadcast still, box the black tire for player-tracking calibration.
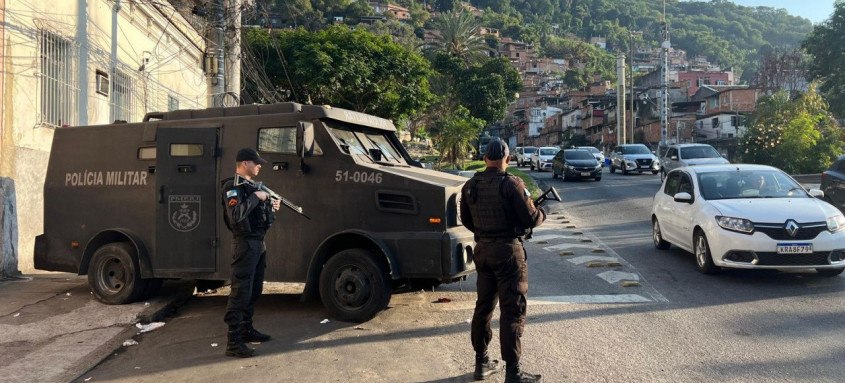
[652,170,659,175]
[652,218,670,250]
[817,268,844,277]
[595,177,601,182]
[610,164,616,173]
[195,279,228,292]
[622,163,628,175]
[319,249,391,323]
[660,170,666,182]
[88,242,148,304]
[694,231,720,274]
[552,170,558,179]
[530,163,535,171]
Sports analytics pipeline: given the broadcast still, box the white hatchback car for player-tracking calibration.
[530,146,560,172]
[651,164,845,276]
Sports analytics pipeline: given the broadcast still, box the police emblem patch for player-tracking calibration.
[169,195,201,232]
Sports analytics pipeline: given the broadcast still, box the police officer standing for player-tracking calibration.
[221,148,281,358]
[460,139,546,382]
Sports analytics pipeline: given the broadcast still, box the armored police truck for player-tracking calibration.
[35,102,476,322]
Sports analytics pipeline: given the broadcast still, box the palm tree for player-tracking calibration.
[423,11,490,67]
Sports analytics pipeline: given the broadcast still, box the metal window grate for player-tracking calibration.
[112,69,134,122]
[38,30,78,127]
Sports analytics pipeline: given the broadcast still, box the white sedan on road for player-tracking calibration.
[651,164,845,276]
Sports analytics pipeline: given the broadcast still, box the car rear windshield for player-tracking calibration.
[524,147,537,154]
[697,170,806,200]
[681,146,721,159]
[621,146,651,155]
[539,148,558,155]
[565,150,595,160]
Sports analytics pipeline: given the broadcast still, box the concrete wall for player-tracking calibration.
[1,0,207,272]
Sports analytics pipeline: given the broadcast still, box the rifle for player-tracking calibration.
[534,187,562,206]
[234,175,311,220]
[525,187,562,240]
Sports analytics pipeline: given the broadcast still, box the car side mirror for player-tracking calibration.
[652,150,656,154]
[809,189,824,198]
[670,155,678,160]
[673,192,693,203]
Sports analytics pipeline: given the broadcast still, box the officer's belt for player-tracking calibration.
[475,236,521,244]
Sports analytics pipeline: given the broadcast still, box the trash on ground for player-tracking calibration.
[134,367,141,369]
[135,322,165,333]
[13,313,20,317]
[320,319,330,324]
[211,343,218,347]
[122,339,138,347]
[434,297,452,303]
[621,280,641,287]
[84,378,92,382]
[464,319,471,324]
[144,302,150,306]
[66,292,72,296]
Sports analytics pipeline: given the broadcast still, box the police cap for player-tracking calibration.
[485,139,509,161]
[235,148,268,165]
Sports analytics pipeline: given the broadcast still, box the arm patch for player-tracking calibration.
[226,189,238,198]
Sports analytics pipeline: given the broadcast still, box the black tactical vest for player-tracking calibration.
[464,171,516,238]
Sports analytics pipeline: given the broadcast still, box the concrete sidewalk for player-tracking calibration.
[0,273,194,382]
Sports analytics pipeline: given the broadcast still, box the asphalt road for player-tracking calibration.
[76,165,845,383]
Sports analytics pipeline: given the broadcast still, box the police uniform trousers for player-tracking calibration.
[471,239,529,365]
[224,237,267,326]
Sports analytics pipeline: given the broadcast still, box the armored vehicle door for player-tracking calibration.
[155,127,218,272]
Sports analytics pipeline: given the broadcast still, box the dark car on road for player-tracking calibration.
[552,149,602,181]
[821,154,845,212]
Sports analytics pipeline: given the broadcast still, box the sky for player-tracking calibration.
[728,0,835,23]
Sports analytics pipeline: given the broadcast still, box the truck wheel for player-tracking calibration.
[320,249,391,323]
[88,242,148,304]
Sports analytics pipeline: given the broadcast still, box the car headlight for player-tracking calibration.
[827,214,845,233]
[594,163,602,169]
[716,216,754,234]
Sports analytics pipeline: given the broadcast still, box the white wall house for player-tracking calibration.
[1,0,207,271]
[527,106,562,137]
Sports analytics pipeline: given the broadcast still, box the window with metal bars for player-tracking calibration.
[39,30,77,127]
[112,69,134,122]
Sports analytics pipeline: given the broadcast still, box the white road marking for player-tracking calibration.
[529,294,652,304]
[528,234,567,242]
[543,243,600,251]
[597,271,641,284]
[566,255,620,265]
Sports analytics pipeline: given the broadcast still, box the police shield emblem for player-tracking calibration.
[169,195,201,232]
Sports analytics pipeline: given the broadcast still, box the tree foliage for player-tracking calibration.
[803,1,845,117]
[243,26,434,122]
[429,106,486,168]
[739,85,843,173]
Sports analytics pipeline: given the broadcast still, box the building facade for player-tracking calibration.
[1,0,207,271]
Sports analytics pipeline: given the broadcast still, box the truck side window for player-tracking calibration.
[258,127,297,154]
[138,146,156,160]
[170,144,203,156]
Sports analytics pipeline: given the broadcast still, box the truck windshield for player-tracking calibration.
[325,122,405,164]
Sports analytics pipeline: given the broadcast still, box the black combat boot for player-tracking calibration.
[505,364,541,383]
[242,322,271,343]
[226,324,255,358]
[473,352,502,380]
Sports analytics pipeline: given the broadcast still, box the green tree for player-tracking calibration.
[429,106,486,168]
[803,1,845,117]
[739,85,843,173]
[243,26,434,122]
[424,10,491,67]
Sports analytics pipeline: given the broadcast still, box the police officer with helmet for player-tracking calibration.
[460,139,546,382]
[221,148,281,358]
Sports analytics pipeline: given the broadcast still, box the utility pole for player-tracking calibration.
[224,0,242,106]
[206,0,226,107]
[659,13,670,147]
[629,31,638,145]
[616,54,626,145]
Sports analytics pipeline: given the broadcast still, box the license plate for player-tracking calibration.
[776,243,813,254]
[639,164,650,168]
[580,172,591,176]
